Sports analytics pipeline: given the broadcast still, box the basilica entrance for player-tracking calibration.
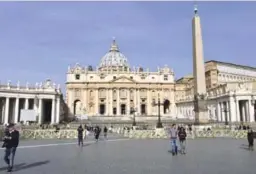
[121,104,126,115]
[73,100,82,116]
[99,104,105,115]
[163,99,170,114]
[141,104,146,115]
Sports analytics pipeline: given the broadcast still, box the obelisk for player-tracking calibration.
[192,5,208,124]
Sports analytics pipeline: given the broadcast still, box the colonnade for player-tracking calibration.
[0,96,60,125]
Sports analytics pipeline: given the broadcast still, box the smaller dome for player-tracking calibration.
[98,38,129,71]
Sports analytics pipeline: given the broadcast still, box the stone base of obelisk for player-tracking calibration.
[194,111,209,125]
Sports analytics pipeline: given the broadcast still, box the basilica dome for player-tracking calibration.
[98,39,129,71]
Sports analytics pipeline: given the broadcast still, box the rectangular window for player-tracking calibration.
[75,74,80,80]
[113,76,116,79]
[164,75,168,81]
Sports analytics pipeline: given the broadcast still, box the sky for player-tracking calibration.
[0,2,256,92]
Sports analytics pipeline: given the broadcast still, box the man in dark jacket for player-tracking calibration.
[3,123,20,172]
[247,129,254,151]
[77,125,84,147]
[94,126,101,142]
[178,127,187,154]
[103,126,108,139]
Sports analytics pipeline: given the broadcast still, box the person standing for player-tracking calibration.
[94,126,100,142]
[178,127,187,154]
[103,126,108,140]
[169,124,178,156]
[3,123,20,172]
[247,129,254,151]
[77,125,84,147]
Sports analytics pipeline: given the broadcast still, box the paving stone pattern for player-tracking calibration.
[0,136,255,174]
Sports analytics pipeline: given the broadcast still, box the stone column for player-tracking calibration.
[226,101,230,122]
[241,102,246,122]
[14,98,19,123]
[219,102,223,122]
[249,99,254,122]
[68,89,74,115]
[117,88,120,115]
[147,89,151,115]
[127,89,130,116]
[134,89,137,110]
[56,97,60,124]
[38,99,42,124]
[33,98,37,111]
[25,98,29,110]
[105,88,109,116]
[109,89,113,115]
[223,102,228,122]
[229,97,236,122]
[84,88,87,112]
[95,89,99,115]
[51,98,56,124]
[4,97,9,124]
[217,102,221,122]
[235,99,240,122]
[245,100,250,122]
[137,89,141,115]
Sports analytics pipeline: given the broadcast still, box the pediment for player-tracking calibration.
[110,76,136,83]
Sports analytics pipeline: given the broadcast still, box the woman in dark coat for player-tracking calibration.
[247,129,254,151]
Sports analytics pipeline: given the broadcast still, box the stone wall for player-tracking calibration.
[3,129,247,140]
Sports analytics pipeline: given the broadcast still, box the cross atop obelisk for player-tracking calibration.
[192,4,208,124]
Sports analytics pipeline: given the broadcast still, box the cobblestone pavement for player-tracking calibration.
[0,137,255,174]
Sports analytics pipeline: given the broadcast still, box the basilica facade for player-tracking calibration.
[66,39,176,120]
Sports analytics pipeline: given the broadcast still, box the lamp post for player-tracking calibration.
[131,107,137,126]
[152,93,163,128]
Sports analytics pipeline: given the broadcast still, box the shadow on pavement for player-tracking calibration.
[0,163,26,171]
[14,160,50,171]
[239,146,250,151]
[83,143,94,147]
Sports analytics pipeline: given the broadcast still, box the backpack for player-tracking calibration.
[179,132,186,139]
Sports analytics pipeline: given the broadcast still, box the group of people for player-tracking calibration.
[77,125,108,146]
[169,124,187,155]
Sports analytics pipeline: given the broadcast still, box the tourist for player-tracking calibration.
[103,126,108,139]
[3,123,20,172]
[77,125,84,147]
[169,124,178,156]
[94,126,101,142]
[247,129,254,151]
[178,127,187,154]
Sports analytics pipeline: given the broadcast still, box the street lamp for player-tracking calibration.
[131,107,137,126]
[152,93,163,128]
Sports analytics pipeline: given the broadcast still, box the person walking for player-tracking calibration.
[169,124,178,156]
[3,123,20,172]
[77,125,84,147]
[178,127,187,154]
[103,126,108,140]
[247,129,254,151]
[94,126,101,142]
